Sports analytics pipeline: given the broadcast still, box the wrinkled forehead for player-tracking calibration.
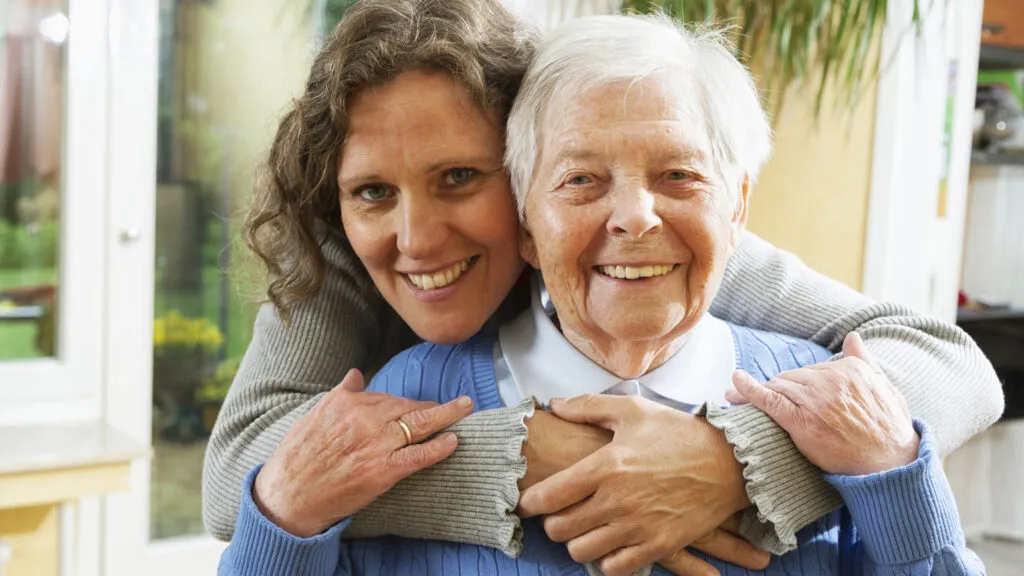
[536,75,711,166]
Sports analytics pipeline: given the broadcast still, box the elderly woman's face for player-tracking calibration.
[521,76,749,373]
[339,70,524,344]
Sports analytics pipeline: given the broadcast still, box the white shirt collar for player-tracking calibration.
[497,277,736,407]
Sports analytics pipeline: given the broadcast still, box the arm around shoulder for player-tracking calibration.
[707,233,1003,553]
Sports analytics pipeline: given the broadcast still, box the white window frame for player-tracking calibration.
[0,0,110,425]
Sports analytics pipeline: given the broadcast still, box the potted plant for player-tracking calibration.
[152,310,224,441]
[195,355,243,434]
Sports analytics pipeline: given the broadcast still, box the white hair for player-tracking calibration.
[505,14,773,217]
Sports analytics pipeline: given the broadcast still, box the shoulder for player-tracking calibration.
[366,330,498,404]
[727,324,832,381]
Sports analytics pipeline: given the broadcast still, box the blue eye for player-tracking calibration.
[445,168,476,185]
[666,171,690,181]
[357,186,390,202]
[568,175,592,186]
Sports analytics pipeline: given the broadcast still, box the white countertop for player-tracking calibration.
[0,420,149,476]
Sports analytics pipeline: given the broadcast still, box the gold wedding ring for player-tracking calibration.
[396,419,413,446]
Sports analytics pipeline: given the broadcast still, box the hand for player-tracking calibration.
[519,409,613,490]
[253,369,474,537]
[518,395,758,576]
[727,332,919,476]
[660,515,769,576]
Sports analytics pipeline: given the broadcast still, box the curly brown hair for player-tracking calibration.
[243,0,537,320]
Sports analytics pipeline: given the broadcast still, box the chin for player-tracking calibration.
[409,318,483,345]
[599,318,680,343]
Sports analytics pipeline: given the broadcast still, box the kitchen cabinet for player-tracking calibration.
[983,0,1024,50]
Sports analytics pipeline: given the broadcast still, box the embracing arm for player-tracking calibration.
[828,421,985,575]
[202,232,533,554]
[708,232,1003,553]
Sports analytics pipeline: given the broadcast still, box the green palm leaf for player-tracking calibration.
[621,0,930,119]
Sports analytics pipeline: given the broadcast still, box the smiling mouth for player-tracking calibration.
[594,264,678,280]
[406,256,478,290]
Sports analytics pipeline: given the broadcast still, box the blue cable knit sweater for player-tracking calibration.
[220,324,985,575]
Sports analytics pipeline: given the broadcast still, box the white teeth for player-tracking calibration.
[598,264,675,280]
[407,258,474,290]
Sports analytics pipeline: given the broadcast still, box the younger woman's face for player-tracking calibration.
[338,70,524,344]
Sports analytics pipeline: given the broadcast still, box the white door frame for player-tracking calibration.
[0,0,110,425]
[862,0,983,322]
[100,0,227,573]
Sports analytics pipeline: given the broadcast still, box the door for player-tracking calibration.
[101,0,345,574]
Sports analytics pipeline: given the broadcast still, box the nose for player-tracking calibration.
[606,180,661,240]
[396,192,451,259]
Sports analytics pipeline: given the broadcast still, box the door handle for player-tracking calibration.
[118,228,142,244]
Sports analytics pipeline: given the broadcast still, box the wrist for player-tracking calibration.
[253,465,324,538]
[519,410,611,491]
[707,422,749,512]
[871,432,922,475]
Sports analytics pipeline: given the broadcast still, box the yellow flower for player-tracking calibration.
[153,310,224,353]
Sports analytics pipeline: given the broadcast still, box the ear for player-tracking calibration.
[729,174,751,250]
[519,222,541,269]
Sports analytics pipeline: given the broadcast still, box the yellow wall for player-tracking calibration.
[187,0,313,205]
[749,80,879,290]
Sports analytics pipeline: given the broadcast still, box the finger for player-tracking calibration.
[769,366,817,384]
[387,431,459,480]
[548,394,630,430]
[397,396,474,444]
[566,525,637,565]
[764,376,814,407]
[518,451,603,517]
[543,498,606,542]
[655,547,720,576]
[691,529,771,571]
[338,368,365,392]
[842,331,883,372]
[731,371,800,430]
[724,388,749,405]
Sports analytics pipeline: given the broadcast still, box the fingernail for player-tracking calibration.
[442,432,458,444]
[456,396,473,408]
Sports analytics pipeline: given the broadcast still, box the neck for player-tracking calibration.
[561,329,689,380]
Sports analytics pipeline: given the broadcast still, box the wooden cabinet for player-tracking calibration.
[983,0,1024,50]
[0,422,147,576]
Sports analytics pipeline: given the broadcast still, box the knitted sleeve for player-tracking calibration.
[706,232,1003,553]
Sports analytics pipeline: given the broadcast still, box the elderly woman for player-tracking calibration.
[218,14,984,576]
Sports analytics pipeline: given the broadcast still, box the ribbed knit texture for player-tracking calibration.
[204,231,1004,552]
[218,326,985,575]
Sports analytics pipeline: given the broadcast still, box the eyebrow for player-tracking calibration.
[338,155,502,189]
[546,146,708,170]
[547,149,604,169]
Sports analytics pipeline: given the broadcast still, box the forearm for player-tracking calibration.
[828,421,986,575]
[703,404,842,554]
[716,233,1002,455]
[345,399,534,556]
[204,384,320,541]
[710,233,1003,552]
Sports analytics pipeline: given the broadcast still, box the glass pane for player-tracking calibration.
[150,0,322,540]
[0,0,66,361]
